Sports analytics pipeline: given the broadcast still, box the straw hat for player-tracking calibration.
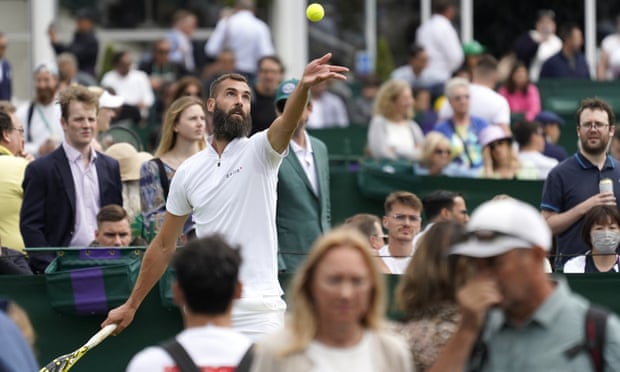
[105,143,151,181]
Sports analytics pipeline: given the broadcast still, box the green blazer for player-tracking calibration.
[276,135,331,272]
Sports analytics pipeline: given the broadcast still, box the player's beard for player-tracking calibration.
[212,104,252,141]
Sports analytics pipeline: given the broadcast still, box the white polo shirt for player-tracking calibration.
[167,131,285,297]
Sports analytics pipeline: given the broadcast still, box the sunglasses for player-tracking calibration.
[434,148,451,155]
[489,139,511,150]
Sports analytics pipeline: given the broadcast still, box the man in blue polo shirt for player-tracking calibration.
[539,23,590,79]
[541,97,620,269]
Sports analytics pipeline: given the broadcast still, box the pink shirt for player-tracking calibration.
[498,84,541,121]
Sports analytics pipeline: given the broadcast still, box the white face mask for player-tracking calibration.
[591,230,620,254]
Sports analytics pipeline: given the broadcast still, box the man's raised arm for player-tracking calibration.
[267,53,348,153]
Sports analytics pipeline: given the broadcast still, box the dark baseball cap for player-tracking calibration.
[535,111,565,126]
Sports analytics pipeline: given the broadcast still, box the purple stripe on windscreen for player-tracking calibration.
[70,268,107,314]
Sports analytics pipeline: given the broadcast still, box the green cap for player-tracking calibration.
[463,40,486,56]
[274,79,299,106]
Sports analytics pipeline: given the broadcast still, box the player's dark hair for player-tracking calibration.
[172,234,242,315]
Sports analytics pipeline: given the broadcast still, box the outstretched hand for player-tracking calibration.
[300,53,349,89]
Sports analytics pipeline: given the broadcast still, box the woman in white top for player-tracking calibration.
[250,228,413,372]
[564,205,620,273]
[367,80,424,162]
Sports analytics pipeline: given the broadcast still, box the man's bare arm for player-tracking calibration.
[542,192,616,235]
[101,212,188,334]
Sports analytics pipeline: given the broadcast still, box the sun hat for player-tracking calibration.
[105,143,142,181]
[479,125,513,148]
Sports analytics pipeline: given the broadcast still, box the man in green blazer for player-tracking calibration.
[274,79,331,272]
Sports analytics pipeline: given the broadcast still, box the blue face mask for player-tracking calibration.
[591,230,620,254]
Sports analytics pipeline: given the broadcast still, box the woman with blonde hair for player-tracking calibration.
[140,96,206,241]
[367,79,424,161]
[250,227,412,371]
[415,131,477,177]
[395,221,470,371]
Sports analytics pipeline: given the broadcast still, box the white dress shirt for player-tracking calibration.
[290,131,318,195]
[415,14,463,83]
[62,142,100,247]
[204,10,275,74]
[101,69,155,118]
[307,91,349,129]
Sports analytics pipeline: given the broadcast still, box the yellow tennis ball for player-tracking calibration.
[306,3,325,22]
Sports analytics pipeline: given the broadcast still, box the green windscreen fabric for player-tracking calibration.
[2,273,620,372]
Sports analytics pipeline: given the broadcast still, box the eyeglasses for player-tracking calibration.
[434,148,451,155]
[579,121,610,131]
[389,214,420,223]
[11,127,24,135]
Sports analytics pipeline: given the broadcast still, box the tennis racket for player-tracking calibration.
[39,324,117,372]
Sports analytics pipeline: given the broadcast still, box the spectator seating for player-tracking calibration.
[308,126,368,161]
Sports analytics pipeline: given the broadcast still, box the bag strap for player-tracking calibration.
[586,304,608,372]
[564,303,608,371]
[468,328,488,372]
[26,102,35,143]
[160,338,201,372]
[152,158,170,200]
[235,344,255,372]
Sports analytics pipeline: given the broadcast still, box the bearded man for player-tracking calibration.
[16,63,63,156]
[103,53,349,340]
[541,98,620,269]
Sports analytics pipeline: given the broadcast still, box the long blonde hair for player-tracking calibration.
[154,96,206,157]
[372,79,414,119]
[281,227,386,356]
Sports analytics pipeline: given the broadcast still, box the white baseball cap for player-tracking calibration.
[99,91,124,109]
[450,198,551,257]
